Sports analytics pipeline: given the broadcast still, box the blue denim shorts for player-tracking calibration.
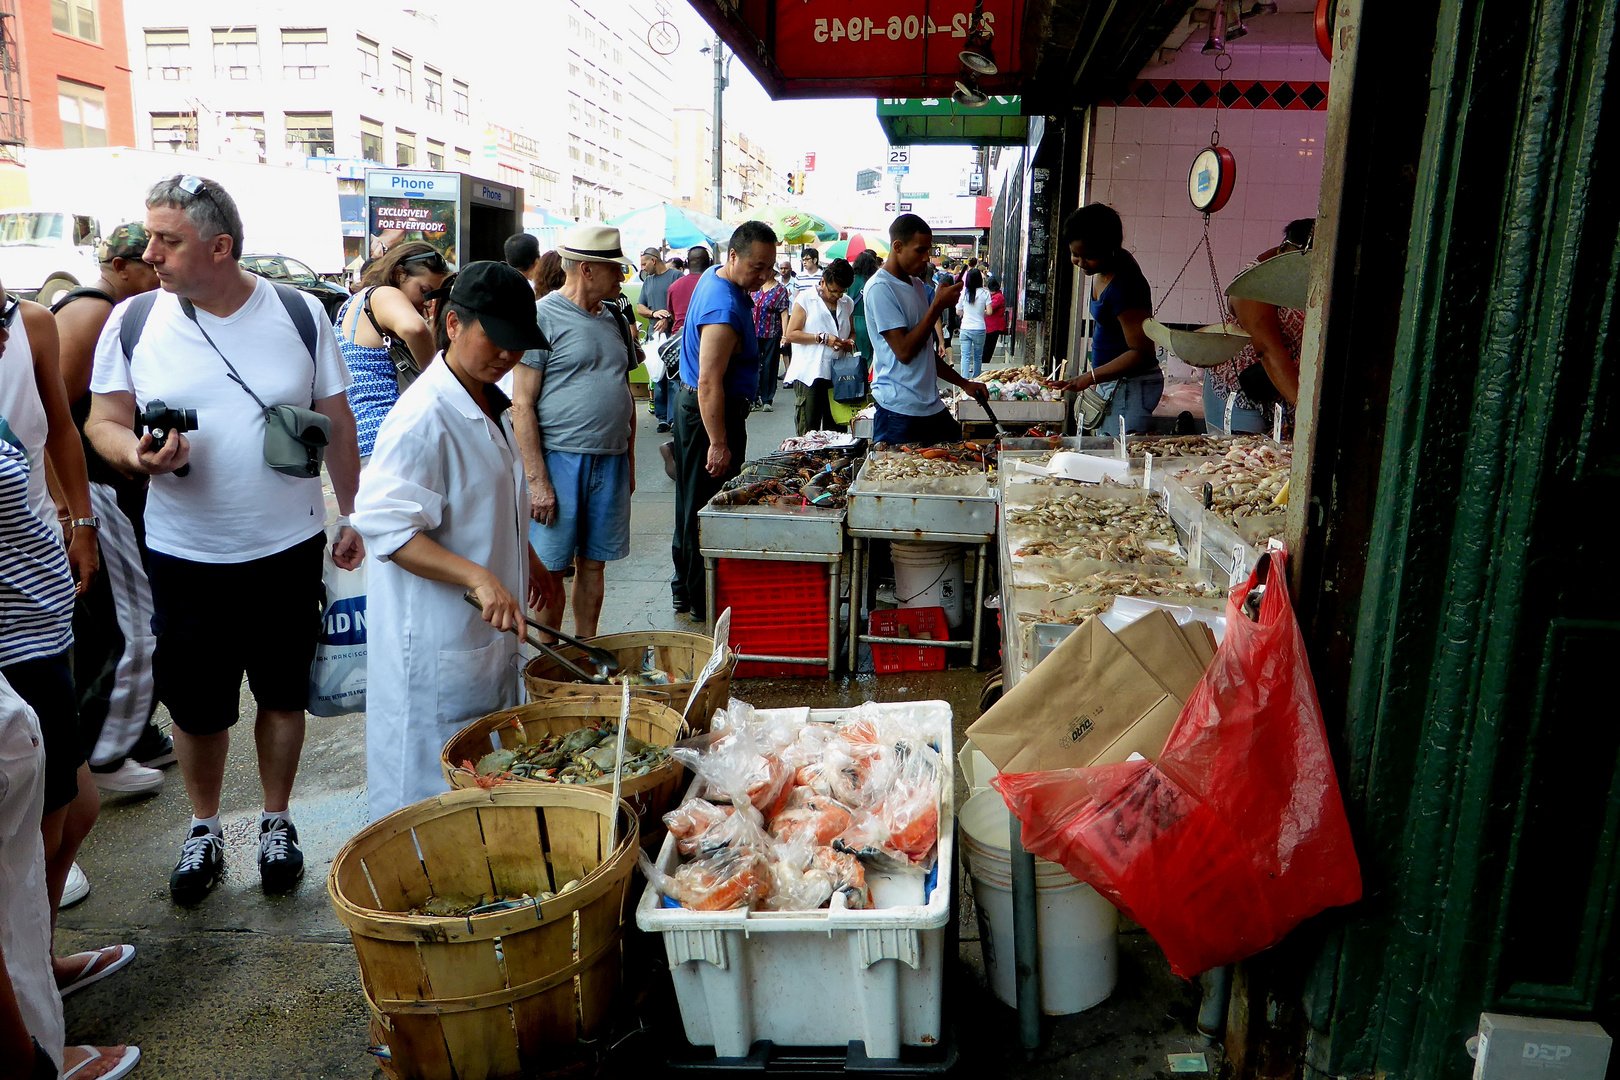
[529,451,632,570]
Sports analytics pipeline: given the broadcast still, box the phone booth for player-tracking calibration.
[363,169,523,269]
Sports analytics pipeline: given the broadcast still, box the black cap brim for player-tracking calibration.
[478,312,550,353]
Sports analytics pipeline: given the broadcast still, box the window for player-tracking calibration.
[612,89,622,104]
[226,112,265,160]
[568,63,579,78]
[498,164,522,187]
[452,80,470,123]
[395,128,415,167]
[584,151,595,168]
[529,165,558,204]
[426,139,444,170]
[58,80,106,148]
[392,51,412,102]
[357,35,380,89]
[145,29,190,80]
[150,112,197,152]
[285,112,334,157]
[454,146,471,167]
[281,29,327,79]
[360,116,384,163]
[212,28,259,80]
[424,67,442,114]
[51,0,98,42]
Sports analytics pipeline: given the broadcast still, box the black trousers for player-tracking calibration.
[671,387,749,613]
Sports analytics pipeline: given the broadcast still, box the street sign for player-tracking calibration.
[884,201,914,212]
[899,191,928,199]
[886,165,910,174]
[855,168,880,192]
[888,146,910,165]
[804,152,816,171]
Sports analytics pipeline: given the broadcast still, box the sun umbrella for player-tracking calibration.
[823,232,890,260]
[744,205,841,244]
[608,204,733,256]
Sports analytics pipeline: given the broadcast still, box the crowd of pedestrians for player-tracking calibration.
[0,174,1004,1074]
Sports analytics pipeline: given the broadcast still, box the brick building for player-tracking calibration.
[2,0,137,151]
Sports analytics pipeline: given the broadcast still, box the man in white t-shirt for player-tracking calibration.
[86,175,364,906]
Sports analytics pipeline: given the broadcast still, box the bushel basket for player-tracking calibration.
[327,785,638,1080]
[521,631,734,733]
[441,694,686,837]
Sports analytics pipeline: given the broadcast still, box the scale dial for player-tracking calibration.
[1188,146,1237,213]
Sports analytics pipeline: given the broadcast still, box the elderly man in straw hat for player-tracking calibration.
[510,224,639,641]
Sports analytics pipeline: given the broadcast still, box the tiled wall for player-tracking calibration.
[1087,23,1331,333]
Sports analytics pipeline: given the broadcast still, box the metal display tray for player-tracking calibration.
[952,397,1067,423]
[846,460,997,541]
[698,502,846,557]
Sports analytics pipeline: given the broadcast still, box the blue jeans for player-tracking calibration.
[529,451,632,570]
[652,375,673,423]
[1101,372,1164,436]
[1201,374,1267,434]
[871,403,962,446]
[756,336,780,405]
[958,330,986,379]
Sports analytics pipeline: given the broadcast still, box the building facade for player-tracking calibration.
[122,0,481,176]
[671,104,788,220]
[2,0,137,154]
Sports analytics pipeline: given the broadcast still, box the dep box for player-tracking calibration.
[1474,1014,1611,1080]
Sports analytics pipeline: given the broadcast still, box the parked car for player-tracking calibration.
[242,253,350,322]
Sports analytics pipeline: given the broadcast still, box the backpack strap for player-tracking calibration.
[269,281,319,363]
[49,286,115,315]
[118,290,161,361]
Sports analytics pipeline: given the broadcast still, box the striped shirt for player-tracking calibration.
[0,417,74,667]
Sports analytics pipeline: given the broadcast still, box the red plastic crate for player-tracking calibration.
[869,607,950,674]
[718,559,830,678]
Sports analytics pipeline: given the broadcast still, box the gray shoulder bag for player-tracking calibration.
[180,298,331,478]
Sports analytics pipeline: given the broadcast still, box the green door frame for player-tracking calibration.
[1296,0,1620,1075]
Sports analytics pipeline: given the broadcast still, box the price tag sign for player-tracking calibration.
[1117,415,1128,460]
[1229,544,1247,588]
[1273,404,1284,443]
[1190,519,1204,571]
[1143,451,1154,491]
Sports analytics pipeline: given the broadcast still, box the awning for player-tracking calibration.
[877,96,1028,145]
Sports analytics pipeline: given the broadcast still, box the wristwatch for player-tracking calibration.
[71,516,100,530]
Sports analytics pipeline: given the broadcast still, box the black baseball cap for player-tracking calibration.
[448,261,549,352]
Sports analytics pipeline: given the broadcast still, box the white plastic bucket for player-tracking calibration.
[959,790,1119,1015]
[891,541,967,629]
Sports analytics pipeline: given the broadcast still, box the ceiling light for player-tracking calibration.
[959,22,997,75]
[1201,3,1227,53]
[953,77,989,107]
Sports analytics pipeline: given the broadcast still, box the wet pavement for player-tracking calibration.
[59,390,1204,1077]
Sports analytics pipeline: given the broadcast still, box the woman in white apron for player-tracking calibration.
[353,262,556,821]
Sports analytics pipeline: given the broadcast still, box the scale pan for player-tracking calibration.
[1225,249,1312,309]
[1145,318,1251,369]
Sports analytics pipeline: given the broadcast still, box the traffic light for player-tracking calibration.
[786,172,796,195]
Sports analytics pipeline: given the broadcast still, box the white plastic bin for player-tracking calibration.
[959,789,1119,1015]
[891,542,967,629]
[636,702,955,1061]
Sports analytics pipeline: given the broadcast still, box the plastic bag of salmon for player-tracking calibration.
[992,549,1362,978]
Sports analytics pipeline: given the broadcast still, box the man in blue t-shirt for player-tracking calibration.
[865,214,986,446]
[669,219,778,622]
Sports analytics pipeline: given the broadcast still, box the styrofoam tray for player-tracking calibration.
[635,701,955,1061]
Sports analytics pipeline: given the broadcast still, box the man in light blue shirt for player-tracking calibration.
[865,214,986,445]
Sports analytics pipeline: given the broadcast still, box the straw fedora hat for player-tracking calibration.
[556,224,632,266]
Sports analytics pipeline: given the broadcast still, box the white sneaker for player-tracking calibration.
[62,862,90,907]
[92,759,164,794]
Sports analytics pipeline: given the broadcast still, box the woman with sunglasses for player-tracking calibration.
[335,242,450,459]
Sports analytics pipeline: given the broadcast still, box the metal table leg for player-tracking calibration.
[847,536,863,673]
[826,553,840,679]
[704,557,717,636]
[970,542,987,668]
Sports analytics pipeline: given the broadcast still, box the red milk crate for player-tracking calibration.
[868,607,950,674]
[716,559,830,678]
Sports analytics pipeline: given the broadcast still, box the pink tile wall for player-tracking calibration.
[1088,42,1330,330]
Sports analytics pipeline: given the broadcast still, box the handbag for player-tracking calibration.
[181,299,331,479]
[830,349,867,404]
[658,334,683,382]
[360,288,423,394]
[1236,359,1283,409]
[1076,356,1115,434]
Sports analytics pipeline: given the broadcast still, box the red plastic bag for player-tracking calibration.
[992,548,1361,978]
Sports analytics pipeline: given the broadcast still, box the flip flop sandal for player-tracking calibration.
[62,1045,141,1080]
[58,944,135,998]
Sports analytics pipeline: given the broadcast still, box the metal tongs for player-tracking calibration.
[461,593,621,682]
[973,390,1014,439]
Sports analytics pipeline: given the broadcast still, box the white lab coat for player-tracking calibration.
[353,357,529,821]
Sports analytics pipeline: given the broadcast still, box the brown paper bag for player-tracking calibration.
[967,617,1181,773]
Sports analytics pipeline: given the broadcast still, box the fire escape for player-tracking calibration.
[0,0,25,160]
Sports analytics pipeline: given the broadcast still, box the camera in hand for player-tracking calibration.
[135,399,198,477]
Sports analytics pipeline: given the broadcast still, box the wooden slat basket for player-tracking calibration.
[521,631,734,733]
[441,695,686,836]
[327,785,638,1080]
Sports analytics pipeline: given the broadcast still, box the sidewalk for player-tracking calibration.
[58,395,1204,1077]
